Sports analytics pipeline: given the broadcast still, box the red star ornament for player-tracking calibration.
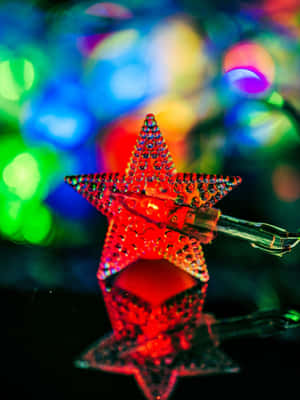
[65,113,241,282]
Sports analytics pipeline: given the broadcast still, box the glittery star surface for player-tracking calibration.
[65,113,241,282]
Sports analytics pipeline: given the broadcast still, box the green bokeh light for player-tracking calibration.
[284,310,300,323]
[0,44,48,120]
[2,152,41,200]
[0,199,23,237]
[0,135,25,169]
[267,91,284,107]
[0,132,61,245]
[0,58,35,101]
[22,205,52,244]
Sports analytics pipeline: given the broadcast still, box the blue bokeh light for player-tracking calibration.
[225,100,275,147]
[84,25,164,121]
[46,145,101,220]
[21,77,96,149]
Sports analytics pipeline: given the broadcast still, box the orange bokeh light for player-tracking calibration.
[272,165,300,202]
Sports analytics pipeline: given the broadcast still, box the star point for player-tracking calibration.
[65,113,241,282]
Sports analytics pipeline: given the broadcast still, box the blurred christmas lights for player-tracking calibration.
[22,78,96,149]
[0,0,298,252]
[0,58,34,101]
[223,41,275,96]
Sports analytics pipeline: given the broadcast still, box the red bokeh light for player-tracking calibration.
[98,114,187,172]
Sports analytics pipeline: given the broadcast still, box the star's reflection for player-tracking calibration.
[75,259,300,399]
[76,260,239,400]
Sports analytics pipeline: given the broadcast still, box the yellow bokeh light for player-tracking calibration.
[142,96,198,142]
[150,19,206,93]
[89,29,139,61]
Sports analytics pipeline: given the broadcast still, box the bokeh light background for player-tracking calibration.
[1,0,300,319]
